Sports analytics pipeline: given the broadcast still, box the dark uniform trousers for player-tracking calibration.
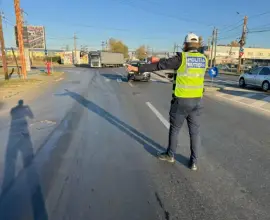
[167,97,203,163]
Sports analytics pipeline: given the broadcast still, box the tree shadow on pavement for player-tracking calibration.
[57,89,189,167]
[0,100,48,220]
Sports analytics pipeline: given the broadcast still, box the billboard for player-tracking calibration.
[15,26,30,48]
[15,25,45,49]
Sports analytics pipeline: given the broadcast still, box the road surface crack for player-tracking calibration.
[155,192,170,220]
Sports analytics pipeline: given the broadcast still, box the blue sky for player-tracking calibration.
[1,0,270,51]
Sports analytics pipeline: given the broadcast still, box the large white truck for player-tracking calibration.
[88,51,124,68]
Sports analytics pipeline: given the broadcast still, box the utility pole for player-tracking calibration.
[147,45,151,57]
[213,28,218,66]
[237,16,248,73]
[208,37,211,53]
[105,40,108,51]
[101,41,105,51]
[74,33,77,64]
[0,12,8,80]
[210,28,215,67]
[14,0,27,79]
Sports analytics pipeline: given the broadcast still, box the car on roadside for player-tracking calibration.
[127,61,151,82]
[238,66,270,91]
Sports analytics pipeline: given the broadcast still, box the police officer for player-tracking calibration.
[127,33,208,171]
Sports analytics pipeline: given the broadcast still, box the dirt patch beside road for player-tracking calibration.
[0,71,64,102]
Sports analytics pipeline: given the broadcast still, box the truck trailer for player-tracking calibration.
[89,51,124,68]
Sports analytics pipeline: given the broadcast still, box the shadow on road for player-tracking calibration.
[0,100,48,220]
[74,64,91,68]
[101,73,128,82]
[218,88,269,102]
[57,90,189,167]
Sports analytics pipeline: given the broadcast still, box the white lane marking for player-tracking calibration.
[146,102,170,129]
[105,78,111,82]
[222,87,257,92]
[216,94,270,114]
[205,79,237,84]
[250,96,270,107]
[217,79,238,84]
[128,82,134,87]
[117,78,122,83]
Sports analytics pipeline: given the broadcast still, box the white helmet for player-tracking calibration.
[184,33,199,43]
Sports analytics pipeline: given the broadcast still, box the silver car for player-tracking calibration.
[239,66,270,91]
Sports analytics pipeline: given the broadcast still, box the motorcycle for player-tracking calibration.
[127,61,151,82]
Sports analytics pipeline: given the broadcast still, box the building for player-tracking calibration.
[1,48,88,65]
[204,46,270,66]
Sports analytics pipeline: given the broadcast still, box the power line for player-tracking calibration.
[218,33,240,40]
[248,23,270,31]
[218,19,243,31]
[248,29,270,33]
[47,37,74,40]
[219,23,242,34]
[249,11,270,19]
[26,14,130,32]
[117,0,214,27]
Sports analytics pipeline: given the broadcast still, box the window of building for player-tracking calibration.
[259,52,264,56]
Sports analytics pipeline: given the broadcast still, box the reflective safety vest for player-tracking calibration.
[173,52,207,98]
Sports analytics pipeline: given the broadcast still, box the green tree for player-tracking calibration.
[135,45,147,60]
[108,38,129,58]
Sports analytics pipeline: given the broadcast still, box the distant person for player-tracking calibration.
[127,33,208,171]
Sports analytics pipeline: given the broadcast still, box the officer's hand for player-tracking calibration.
[126,65,138,72]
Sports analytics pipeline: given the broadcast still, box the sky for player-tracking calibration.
[1,0,270,51]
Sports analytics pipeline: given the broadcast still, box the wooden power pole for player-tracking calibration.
[237,16,248,73]
[14,0,27,79]
[213,28,218,66]
[210,28,215,67]
[0,12,8,80]
[74,33,77,64]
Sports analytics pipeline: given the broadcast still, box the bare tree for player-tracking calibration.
[135,45,147,60]
[108,38,129,58]
[229,40,239,47]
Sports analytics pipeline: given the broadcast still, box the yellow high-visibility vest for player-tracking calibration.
[173,52,208,98]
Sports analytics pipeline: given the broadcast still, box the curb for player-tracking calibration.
[219,72,241,76]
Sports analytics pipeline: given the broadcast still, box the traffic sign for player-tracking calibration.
[208,66,219,78]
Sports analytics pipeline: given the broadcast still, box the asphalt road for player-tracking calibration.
[0,67,269,220]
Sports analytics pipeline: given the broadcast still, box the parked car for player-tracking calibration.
[239,66,270,91]
[127,61,151,82]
